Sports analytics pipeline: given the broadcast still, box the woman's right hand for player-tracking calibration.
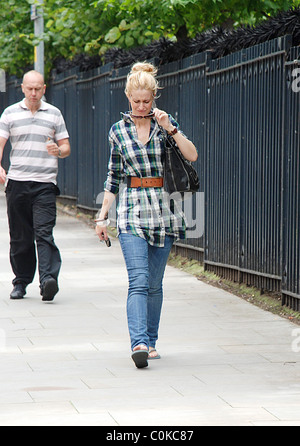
[94,190,116,242]
[95,224,108,242]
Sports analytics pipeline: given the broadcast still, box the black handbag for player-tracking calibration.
[160,126,199,194]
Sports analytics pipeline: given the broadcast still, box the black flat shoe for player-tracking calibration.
[41,278,58,302]
[131,349,149,369]
[10,284,26,300]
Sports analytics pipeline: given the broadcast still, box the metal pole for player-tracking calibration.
[31,0,44,77]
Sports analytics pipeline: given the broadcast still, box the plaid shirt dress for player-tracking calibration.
[104,113,187,247]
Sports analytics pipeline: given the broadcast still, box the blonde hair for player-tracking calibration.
[125,62,159,98]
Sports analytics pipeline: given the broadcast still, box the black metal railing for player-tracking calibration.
[1,35,300,310]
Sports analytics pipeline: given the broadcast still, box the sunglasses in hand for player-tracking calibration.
[129,112,155,119]
[100,237,111,248]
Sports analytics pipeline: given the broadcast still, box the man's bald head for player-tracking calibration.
[22,70,45,85]
[21,70,46,112]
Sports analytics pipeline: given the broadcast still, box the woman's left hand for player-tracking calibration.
[153,108,198,163]
[153,108,173,133]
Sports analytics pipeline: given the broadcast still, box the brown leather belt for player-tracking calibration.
[127,176,164,188]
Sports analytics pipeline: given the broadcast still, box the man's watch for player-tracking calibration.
[58,149,62,158]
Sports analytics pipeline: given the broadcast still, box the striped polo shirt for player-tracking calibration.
[0,99,69,184]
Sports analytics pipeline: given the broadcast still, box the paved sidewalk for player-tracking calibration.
[0,187,300,426]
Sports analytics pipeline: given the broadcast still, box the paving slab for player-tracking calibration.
[0,186,300,426]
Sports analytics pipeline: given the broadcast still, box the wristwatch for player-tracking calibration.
[58,149,62,158]
[168,127,178,136]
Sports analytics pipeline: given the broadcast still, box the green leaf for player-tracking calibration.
[105,27,121,43]
[61,28,73,38]
[125,33,134,47]
[46,19,55,29]
[119,19,130,31]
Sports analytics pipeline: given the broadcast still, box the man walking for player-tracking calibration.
[0,70,70,301]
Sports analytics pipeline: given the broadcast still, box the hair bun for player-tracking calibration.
[125,61,160,98]
[130,62,158,77]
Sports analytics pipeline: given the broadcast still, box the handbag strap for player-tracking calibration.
[158,124,167,140]
[158,124,174,150]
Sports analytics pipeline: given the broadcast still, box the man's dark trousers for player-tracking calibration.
[5,180,61,289]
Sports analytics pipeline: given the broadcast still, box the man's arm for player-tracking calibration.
[46,138,71,159]
[0,136,8,184]
[57,138,71,159]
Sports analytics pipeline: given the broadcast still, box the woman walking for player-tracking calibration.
[96,62,198,368]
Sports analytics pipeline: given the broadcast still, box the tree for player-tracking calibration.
[0,0,299,77]
[0,0,35,75]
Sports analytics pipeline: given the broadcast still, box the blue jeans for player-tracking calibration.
[119,233,174,351]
